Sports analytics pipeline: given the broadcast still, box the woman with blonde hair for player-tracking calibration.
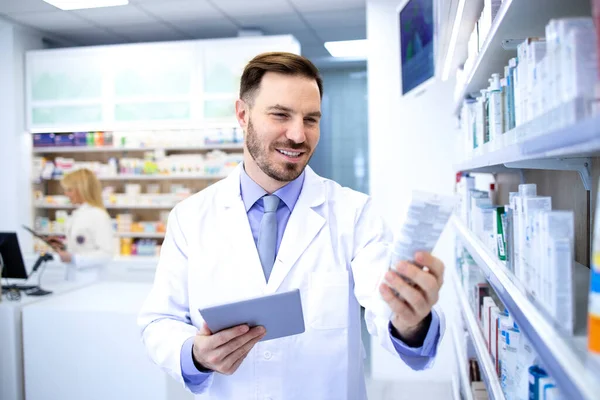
[50,168,114,280]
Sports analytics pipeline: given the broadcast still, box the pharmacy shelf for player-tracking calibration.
[450,316,475,400]
[454,113,600,176]
[32,143,243,154]
[112,255,159,265]
[96,174,228,181]
[116,232,165,239]
[453,0,593,115]
[452,216,600,400]
[34,231,164,239]
[450,263,504,400]
[35,204,177,210]
[47,174,228,181]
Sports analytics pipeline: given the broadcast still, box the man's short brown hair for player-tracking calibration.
[240,52,323,105]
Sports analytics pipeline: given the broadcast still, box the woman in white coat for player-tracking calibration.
[49,168,114,281]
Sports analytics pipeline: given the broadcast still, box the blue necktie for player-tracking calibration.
[258,195,280,282]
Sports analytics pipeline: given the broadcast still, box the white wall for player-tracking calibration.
[367,0,460,383]
[0,19,44,250]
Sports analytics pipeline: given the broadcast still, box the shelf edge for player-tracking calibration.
[452,216,598,400]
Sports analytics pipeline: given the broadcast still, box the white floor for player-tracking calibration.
[366,380,453,400]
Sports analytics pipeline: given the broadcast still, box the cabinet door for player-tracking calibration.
[27,51,105,130]
[201,36,301,122]
[111,43,196,125]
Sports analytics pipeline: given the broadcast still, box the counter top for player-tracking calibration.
[22,281,153,313]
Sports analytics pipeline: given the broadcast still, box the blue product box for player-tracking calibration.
[74,132,88,146]
[33,133,55,147]
[54,133,75,146]
[528,365,548,400]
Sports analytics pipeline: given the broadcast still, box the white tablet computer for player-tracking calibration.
[199,289,305,342]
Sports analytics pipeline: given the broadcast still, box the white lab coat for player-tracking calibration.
[63,202,114,281]
[138,165,444,400]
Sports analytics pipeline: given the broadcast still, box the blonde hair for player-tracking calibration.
[61,168,105,210]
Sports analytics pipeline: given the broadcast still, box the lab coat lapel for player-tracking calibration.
[218,165,267,292]
[266,167,325,293]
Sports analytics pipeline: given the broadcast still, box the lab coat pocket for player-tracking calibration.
[308,270,349,330]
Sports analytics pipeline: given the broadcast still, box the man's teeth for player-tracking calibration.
[277,149,301,157]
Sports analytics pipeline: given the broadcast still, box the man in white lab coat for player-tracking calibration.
[138,52,446,400]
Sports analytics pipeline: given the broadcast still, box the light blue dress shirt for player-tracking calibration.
[180,167,441,387]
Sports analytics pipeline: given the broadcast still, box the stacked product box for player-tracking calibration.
[458,17,598,162]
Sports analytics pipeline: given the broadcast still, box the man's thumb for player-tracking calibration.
[198,323,212,336]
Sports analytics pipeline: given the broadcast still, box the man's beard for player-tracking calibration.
[245,118,312,182]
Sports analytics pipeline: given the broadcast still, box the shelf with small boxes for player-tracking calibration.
[452,214,599,400]
[450,261,504,400]
[32,127,244,259]
[453,1,599,186]
[453,0,594,115]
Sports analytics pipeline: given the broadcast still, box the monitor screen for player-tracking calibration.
[399,0,435,95]
[0,232,28,280]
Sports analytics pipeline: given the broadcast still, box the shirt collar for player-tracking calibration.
[240,165,305,212]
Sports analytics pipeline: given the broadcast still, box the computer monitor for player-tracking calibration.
[399,0,436,95]
[0,232,28,280]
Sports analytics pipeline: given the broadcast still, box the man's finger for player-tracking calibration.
[221,332,265,373]
[208,324,250,348]
[385,271,430,315]
[393,262,439,302]
[216,326,265,360]
[414,252,444,284]
[379,284,416,321]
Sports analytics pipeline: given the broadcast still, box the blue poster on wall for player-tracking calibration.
[400,0,435,95]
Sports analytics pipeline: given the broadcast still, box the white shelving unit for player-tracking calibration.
[450,316,475,400]
[47,174,228,181]
[35,204,177,210]
[36,231,165,239]
[453,0,593,115]
[32,143,243,154]
[115,232,165,239]
[450,263,504,400]
[452,216,600,400]
[454,114,600,177]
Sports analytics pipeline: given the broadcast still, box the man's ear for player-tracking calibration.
[235,99,249,128]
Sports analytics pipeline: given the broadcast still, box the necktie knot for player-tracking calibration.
[262,195,280,213]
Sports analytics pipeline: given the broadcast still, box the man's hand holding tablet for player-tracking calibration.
[192,324,266,375]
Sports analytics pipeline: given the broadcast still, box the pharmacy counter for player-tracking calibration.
[0,266,93,400]
[22,281,193,400]
[1,255,159,400]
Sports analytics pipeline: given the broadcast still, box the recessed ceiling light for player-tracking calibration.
[324,40,368,58]
[43,0,129,11]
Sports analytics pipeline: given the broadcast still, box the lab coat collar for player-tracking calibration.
[219,163,326,292]
[220,163,324,209]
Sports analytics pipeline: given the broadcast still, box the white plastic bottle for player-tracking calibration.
[488,73,504,147]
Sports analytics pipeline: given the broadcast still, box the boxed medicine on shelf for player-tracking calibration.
[455,245,565,400]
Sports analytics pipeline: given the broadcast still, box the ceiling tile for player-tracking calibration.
[8,10,90,31]
[176,19,238,39]
[0,0,57,14]
[316,26,366,42]
[302,7,365,29]
[234,14,306,32]
[291,0,365,13]
[216,0,293,18]
[283,30,321,46]
[300,44,330,58]
[51,26,127,45]
[110,22,188,42]
[136,0,222,23]
[73,4,157,27]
